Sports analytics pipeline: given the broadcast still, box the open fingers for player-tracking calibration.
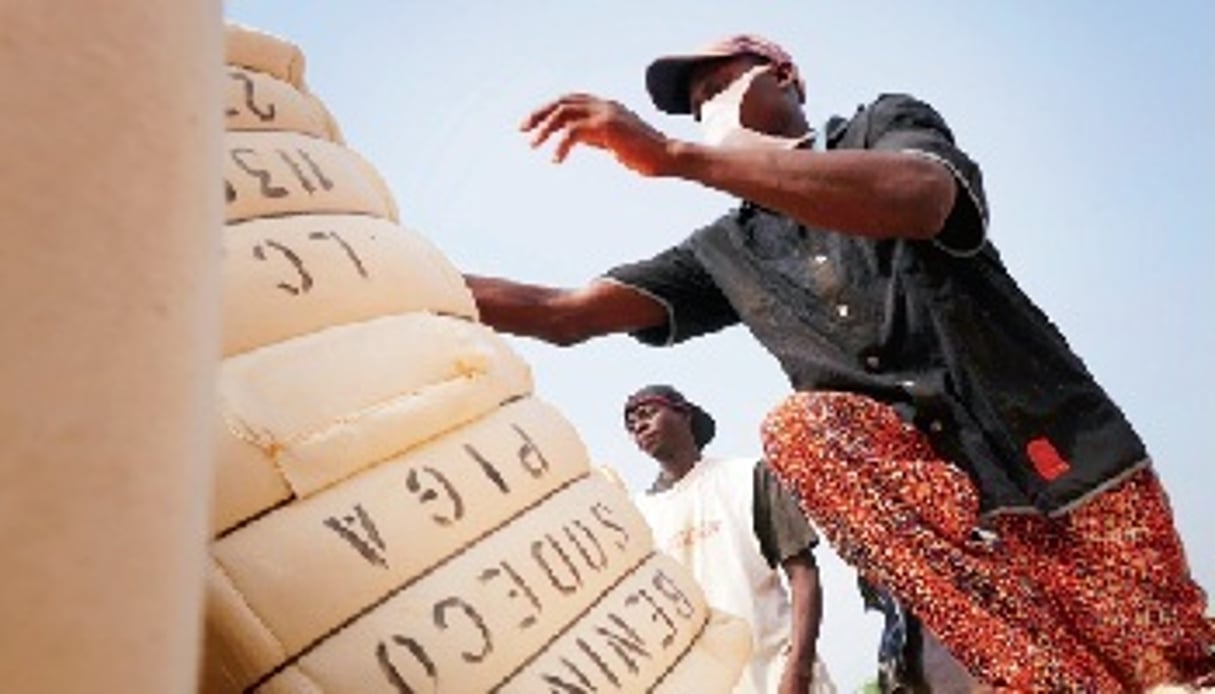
[528,101,587,150]
[519,99,561,133]
[552,124,591,164]
[518,93,595,133]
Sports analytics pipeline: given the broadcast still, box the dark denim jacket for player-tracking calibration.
[607,94,1146,516]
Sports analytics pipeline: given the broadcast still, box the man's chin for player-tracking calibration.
[645,443,670,461]
[637,436,660,456]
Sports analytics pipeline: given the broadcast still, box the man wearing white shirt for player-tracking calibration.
[624,384,834,694]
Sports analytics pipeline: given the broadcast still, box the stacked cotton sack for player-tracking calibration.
[203,24,751,693]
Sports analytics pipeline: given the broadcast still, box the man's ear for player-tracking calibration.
[773,62,805,104]
[677,408,696,433]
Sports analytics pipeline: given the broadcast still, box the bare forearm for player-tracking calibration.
[463,274,666,346]
[664,141,954,240]
[784,554,823,674]
[464,274,572,344]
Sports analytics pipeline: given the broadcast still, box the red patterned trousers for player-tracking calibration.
[761,391,1215,691]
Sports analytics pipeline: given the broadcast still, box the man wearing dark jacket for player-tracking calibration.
[465,33,1215,690]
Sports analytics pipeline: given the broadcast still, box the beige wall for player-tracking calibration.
[0,2,222,692]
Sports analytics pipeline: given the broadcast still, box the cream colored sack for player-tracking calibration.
[653,610,756,693]
[213,397,590,647]
[205,22,751,694]
[223,214,476,357]
[217,313,532,506]
[252,476,653,693]
[225,131,398,224]
[226,23,307,89]
[226,67,343,143]
[497,552,711,692]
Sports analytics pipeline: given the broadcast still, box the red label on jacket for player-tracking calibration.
[1027,437,1070,481]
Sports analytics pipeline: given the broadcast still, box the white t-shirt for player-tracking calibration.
[634,457,835,693]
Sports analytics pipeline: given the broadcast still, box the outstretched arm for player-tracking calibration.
[464,274,667,346]
[667,143,954,241]
[521,95,956,241]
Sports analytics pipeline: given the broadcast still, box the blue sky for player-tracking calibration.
[226,2,1213,689]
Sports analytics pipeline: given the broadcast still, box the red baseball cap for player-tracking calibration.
[645,33,805,115]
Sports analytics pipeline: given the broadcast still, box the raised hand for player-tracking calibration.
[520,93,676,176]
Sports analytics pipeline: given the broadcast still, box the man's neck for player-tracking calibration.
[658,450,702,483]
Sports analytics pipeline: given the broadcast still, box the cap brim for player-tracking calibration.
[645,52,729,115]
